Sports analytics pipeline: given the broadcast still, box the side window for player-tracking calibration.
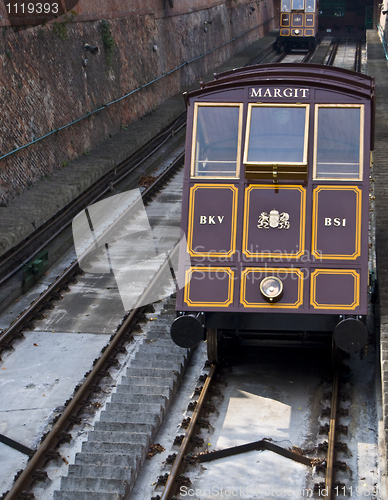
[314,105,363,180]
[281,0,291,12]
[191,103,242,179]
[243,104,309,180]
[305,0,315,12]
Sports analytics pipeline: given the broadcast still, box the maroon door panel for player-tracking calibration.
[183,267,235,308]
[305,14,314,27]
[187,184,238,258]
[310,269,361,311]
[312,186,362,260]
[292,13,303,27]
[281,13,290,27]
[243,185,306,259]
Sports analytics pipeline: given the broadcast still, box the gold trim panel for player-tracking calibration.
[280,13,290,27]
[187,184,238,258]
[291,13,304,28]
[310,269,360,310]
[184,267,235,308]
[280,28,291,36]
[311,186,362,260]
[242,184,306,259]
[240,267,304,309]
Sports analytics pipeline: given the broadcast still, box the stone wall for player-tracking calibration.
[0,0,276,204]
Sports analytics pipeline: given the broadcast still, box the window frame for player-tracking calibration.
[281,0,291,12]
[291,0,304,10]
[313,104,364,181]
[190,102,243,179]
[243,103,310,168]
[305,0,316,13]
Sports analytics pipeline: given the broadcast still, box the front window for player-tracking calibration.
[281,0,291,12]
[314,105,363,180]
[244,104,309,165]
[305,0,315,12]
[191,103,242,178]
[292,0,304,9]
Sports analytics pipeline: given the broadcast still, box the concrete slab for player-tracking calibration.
[33,276,126,334]
[0,442,28,494]
[0,331,108,444]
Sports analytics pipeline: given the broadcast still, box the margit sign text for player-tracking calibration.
[249,87,310,99]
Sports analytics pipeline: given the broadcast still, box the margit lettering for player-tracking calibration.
[249,87,310,99]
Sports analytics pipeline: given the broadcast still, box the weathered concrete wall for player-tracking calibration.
[0,0,276,205]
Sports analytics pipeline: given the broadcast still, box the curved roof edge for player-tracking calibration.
[185,63,375,102]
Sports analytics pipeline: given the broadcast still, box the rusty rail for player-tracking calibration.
[325,346,342,500]
[354,40,362,73]
[160,364,217,500]
[247,42,277,65]
[326,39,340,66]
[4,306,144,500]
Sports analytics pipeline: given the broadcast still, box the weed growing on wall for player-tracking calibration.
[101,19,115,67]
[53,22,68,40]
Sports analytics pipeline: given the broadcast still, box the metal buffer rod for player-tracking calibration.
[198,439,315,467]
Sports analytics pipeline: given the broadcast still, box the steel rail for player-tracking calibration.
[247,42,277,65]
[4,306,142,500]
[354,40,362,73]
[0,259,80,346]
[326,39,340,66]
[302,47,316,63]
[325,346,341,500]
[0,114,186,288]
[273,50,287,63]
[160,364,217,500]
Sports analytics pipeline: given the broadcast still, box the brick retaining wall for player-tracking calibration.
[0,0,276,204]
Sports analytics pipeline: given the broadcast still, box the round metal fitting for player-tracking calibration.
[170,314,204,348]
[260,276,283,302]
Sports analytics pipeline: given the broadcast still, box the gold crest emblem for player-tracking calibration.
[257,210,290,229]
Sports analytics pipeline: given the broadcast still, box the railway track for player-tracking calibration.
[263,37,365,69]
[0,37,374,500]
[130,342,380,500]
[0,144,188,499]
